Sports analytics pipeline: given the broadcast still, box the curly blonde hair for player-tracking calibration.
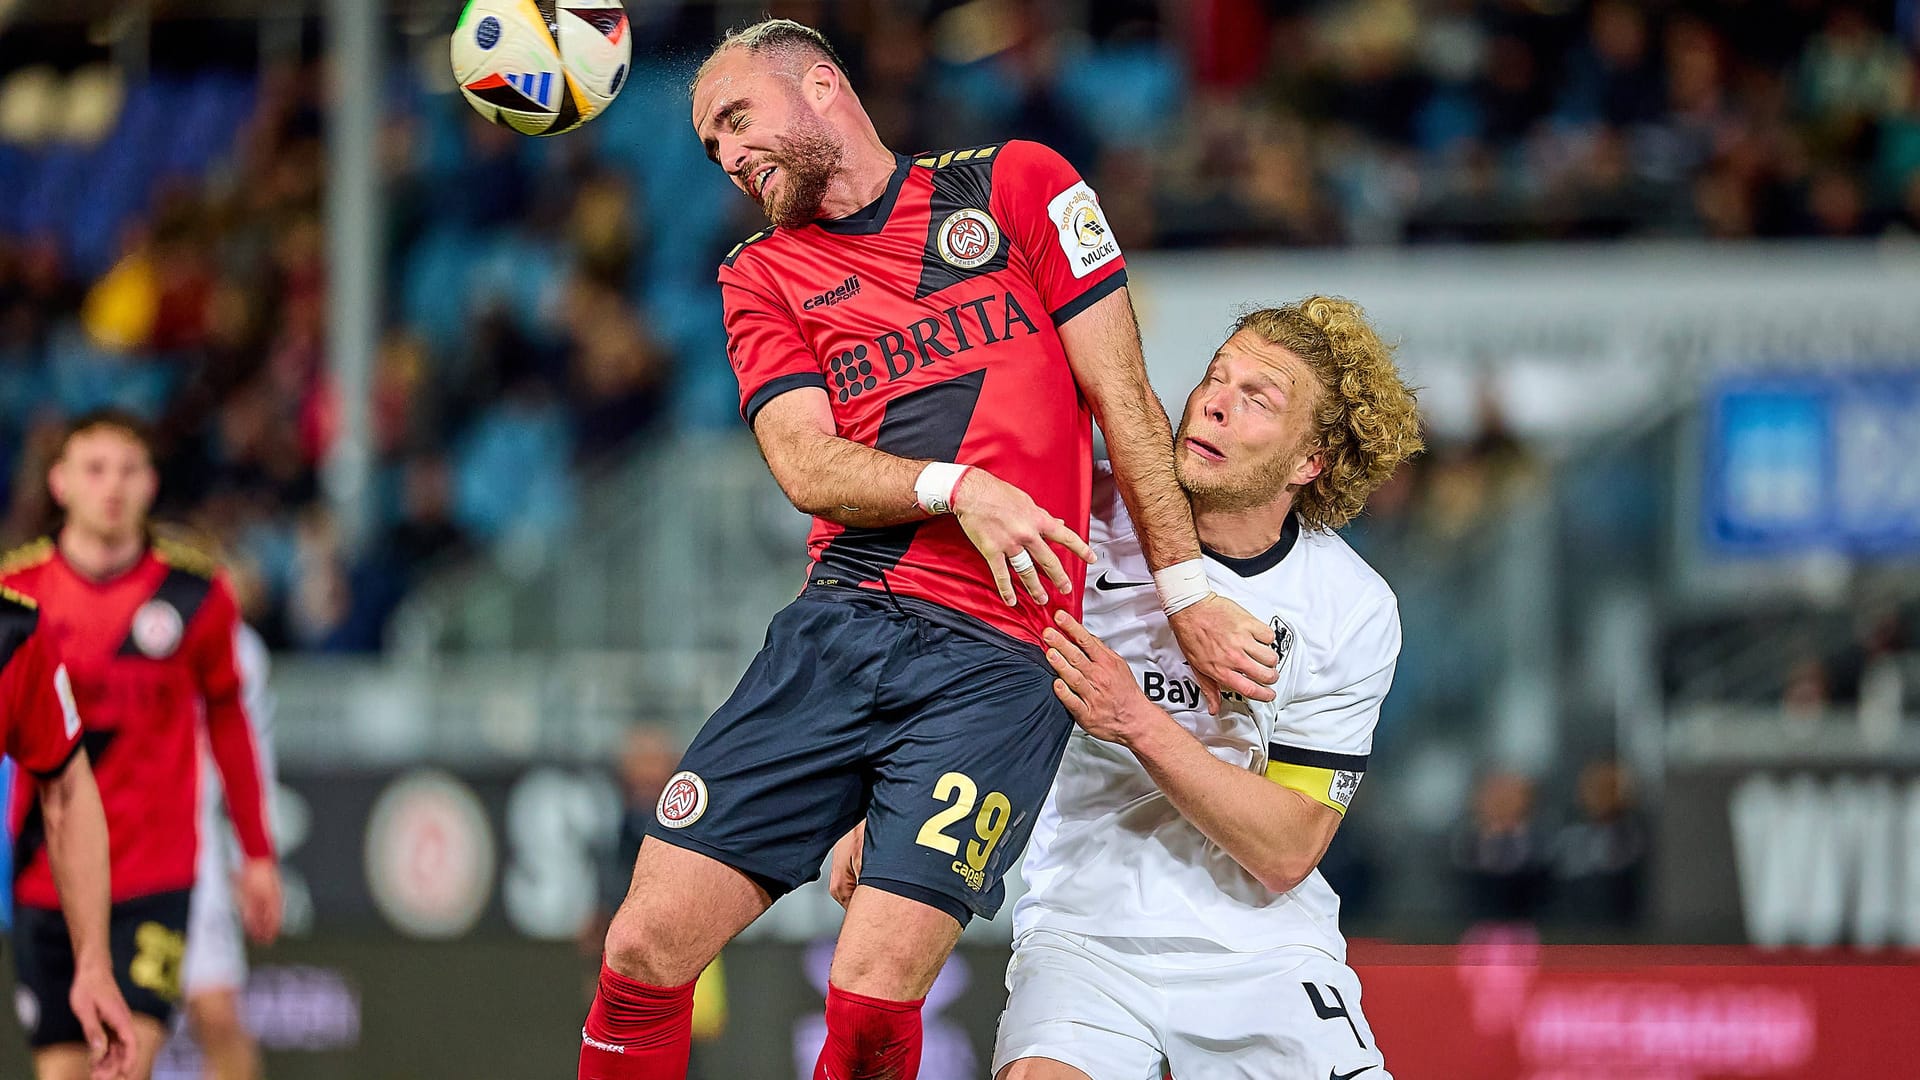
[1235,297,1423,531]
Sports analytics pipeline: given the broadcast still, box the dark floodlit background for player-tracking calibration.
[1,1,1918,1076]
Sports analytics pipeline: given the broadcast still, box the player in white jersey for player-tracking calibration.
[180,622,274,1080]
[1002,298,1420,1079]
[828,298,1420,1078]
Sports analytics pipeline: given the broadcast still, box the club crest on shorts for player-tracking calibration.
[656,770,708,829]
[132,599,185,658]
[936,208,1000,269]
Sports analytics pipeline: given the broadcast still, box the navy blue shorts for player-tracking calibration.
[651,586,1072,925]
[12,889,190,1048]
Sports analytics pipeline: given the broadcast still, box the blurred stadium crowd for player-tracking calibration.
[1,0,1917,652]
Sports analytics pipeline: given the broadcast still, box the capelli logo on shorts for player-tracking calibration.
[656,771,709,829]
[950,860,987,892]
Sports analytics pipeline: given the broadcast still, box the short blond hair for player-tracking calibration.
[691,19,847,95]
[1234,297,1422,531]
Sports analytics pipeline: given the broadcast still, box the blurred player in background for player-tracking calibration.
[923,299,1416,1078]
[179,559,277,1080]
[2,412,281,1080]
[3,586,137,1079]
[580,18,1279,1080]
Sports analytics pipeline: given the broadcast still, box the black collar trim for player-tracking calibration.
[815,154,912,236]
[1202,514,1300,578]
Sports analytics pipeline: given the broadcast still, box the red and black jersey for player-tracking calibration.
[722,139,1127,648]
[0,587,84,781]
[2,538,273,909]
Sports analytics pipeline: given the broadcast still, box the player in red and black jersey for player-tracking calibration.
[3,588,136,1080]
[2,412,280,1080]
[580,19,1281,1080]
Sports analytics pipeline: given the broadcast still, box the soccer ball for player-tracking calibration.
[451,0,630,136]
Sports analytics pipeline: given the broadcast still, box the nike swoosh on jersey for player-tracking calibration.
[1092,571,1153,591]
[1331,1066,1378,1080]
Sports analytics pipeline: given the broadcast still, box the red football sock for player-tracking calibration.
[577,962,696,1079]
[813,983,926,1080]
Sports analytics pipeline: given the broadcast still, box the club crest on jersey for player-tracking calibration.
[936,209,1000,269]
[656,770,708,829]
[1271,617,1295,672]
[131,599,184,658]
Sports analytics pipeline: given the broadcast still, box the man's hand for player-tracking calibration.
[1044,611,1164,744]
[828,822,865,909]
[1167,594,1279,712]
[236,857,283,945]
[952,469,1095,606]
[68,958,134,1080]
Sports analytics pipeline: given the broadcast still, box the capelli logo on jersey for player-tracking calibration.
[803,275,861,310]
[825,290,1040,404]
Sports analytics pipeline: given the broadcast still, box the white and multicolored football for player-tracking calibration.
[451,0,630,136]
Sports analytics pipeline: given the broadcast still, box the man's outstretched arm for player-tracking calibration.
[1042,611,1341,893]
[751,387,1092,606]
[1056,288,1279,707]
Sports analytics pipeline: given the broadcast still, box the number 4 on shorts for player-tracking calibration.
[1302,982,1368,1049]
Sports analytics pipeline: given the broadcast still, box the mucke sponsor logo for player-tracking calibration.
[803,275,861,310]
[1049,183,1119,279]
[1077,238,1118,272]
[825,290,1040,404]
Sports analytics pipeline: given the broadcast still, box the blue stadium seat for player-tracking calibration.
[453,400,576,541]
[1053,45,1183,148]
[399,226,488,356]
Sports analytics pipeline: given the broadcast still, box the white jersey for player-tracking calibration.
[185,622,275,995]
[1013,464,1400,958]
[196,623,275,875]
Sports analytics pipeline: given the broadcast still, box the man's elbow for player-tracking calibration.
[36,786,68,833]
[1250,847,1321,895]
[777,475,833,518]
[759,441,835,518]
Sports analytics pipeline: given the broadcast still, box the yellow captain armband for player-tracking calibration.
[1264,745,1368,815]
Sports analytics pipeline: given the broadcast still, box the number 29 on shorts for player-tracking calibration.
[915,771,1012,892]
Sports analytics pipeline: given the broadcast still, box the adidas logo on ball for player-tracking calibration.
[451,0,631,136]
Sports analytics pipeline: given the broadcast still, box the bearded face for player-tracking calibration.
[1173,419,1304,512]
[692,52,849,229]
[752,109,842,227]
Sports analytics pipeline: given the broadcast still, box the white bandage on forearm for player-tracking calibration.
[1154,558,1213,616]
[914,462,972,515]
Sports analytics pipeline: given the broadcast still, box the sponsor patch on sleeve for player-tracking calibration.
[1329,769,1362,809]
[54,663,80,739]
[1047,182,1120,279]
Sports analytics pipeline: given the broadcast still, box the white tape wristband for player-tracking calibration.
[915,462,972,515]
[1154,558,1213,616]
